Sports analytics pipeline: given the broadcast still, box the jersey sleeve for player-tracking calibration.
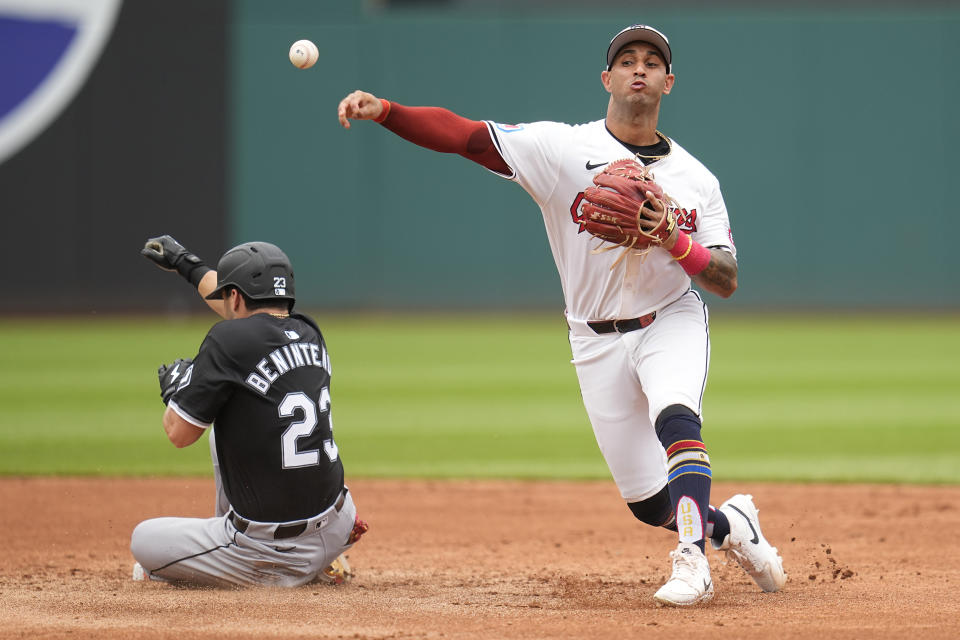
[484,120,571,205]
[690,173,737,259]
[169,326,238,425]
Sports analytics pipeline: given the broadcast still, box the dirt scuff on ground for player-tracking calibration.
[1,477,957,639]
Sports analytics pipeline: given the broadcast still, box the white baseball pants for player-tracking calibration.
[567,290,711,502]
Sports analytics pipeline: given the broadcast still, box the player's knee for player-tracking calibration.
[130,521,148,562]
[654,403,701,447]
[130,519,164,567]
[627,485,673,527]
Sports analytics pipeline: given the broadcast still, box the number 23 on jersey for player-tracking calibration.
[278,387,338,469]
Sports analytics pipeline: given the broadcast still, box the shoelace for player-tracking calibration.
[670,548,702,582]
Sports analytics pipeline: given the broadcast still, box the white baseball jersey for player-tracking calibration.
[484,119,736,322]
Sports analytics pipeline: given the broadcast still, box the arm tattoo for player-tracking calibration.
[692,248,738,298]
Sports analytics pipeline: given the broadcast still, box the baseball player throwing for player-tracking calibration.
[337,24,784,605]
[131,236,367,587]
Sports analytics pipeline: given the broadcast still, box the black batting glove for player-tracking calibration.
[141,235,211,287]
[157,358,194,405]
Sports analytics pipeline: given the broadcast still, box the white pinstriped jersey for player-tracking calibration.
[484,119,736,322]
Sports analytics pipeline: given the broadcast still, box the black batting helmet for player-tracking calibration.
[204,241,295,303]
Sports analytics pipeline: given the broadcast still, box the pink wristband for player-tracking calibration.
[668,232,711,276]
[373,99,391,123]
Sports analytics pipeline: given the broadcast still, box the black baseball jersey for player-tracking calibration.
[169,312,344,522]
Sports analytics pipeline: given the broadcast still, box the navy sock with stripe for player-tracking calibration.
[708,505,730,543]
[656,404,712,552]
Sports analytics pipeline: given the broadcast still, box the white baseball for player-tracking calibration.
[289,39,319,69]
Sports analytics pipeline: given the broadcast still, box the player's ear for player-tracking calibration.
[663,74,675,95]
[225,288,239,313]
[600,69,613,93]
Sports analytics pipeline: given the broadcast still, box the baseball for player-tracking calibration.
[289,39,319,69]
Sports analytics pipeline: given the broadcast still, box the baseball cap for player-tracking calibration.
[606,24,672,73]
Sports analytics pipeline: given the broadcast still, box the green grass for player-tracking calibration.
[0,312,957,483]
[705,315,960,483]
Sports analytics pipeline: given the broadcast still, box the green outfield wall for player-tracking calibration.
[2,1,956,313]
[232,1,960,309]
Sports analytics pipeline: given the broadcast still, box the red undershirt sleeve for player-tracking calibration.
[377,101,510,175]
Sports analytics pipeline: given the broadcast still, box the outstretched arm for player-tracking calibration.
[337,90,386,127]
[141,236,227,318]
[337,90,509,174]
[337,90,387,127]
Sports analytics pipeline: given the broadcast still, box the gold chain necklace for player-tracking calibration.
[634,130,672,162]
[268,312,289,319]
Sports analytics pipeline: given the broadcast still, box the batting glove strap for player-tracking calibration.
[178,258,211,288]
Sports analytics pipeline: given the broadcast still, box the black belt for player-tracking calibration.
[588,311,656,334]
[230,490,347,540]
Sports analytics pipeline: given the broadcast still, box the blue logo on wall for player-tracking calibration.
[0,0,122,166]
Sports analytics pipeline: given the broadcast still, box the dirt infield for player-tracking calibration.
[1,477,957,639]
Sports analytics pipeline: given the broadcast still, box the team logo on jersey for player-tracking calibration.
[494,123,524,133]
[675,208,698,233]
[0,0,123,166]
[284,330,300,340]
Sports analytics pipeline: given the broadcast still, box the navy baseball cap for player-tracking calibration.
[606,25,672,73]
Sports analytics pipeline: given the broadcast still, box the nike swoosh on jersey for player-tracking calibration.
[585,160,609,170]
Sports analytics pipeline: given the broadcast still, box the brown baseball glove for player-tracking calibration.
[581,158,678,257]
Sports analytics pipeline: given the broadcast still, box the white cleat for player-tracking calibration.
[132,562,145,581]
[711,493,787,592]
[654,542,714,606]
